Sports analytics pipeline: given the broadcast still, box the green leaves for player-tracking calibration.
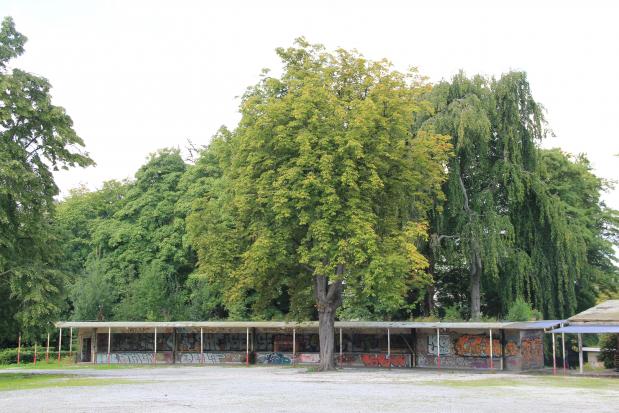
[187,39,451,320]
[0,17,26,68]
[424,71,616,320]
[0,17,93,340]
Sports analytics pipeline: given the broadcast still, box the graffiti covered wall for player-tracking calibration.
[520,334,544,370]
[416,331,500,369]
[255,352,293,365]
[339,353,411,368]
[454,335,501,357]
[176,352,246,364]
[417,329,544,371]
[427,335,450,355]
[95,352,173,364]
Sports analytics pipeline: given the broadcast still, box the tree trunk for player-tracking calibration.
[458,173,483,321]
[424,285,435,316]
[318,305,336,370]
[314,264,344,371]
[469,242,482,320]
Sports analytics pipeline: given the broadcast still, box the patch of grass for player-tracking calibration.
[425,376,619,390]
[0,360,160,370]
[0,373,134,392]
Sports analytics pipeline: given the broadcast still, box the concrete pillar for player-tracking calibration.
[339,328,343,368]
[552,333,556,375]
[561,323,567,373]
[578,333,583,374]
[154,328,157,365]
[436,328,441,369]
[58,328,62,363]
[107,327,111,366]
[489,329,493,369]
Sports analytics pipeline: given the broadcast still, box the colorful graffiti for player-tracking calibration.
[256,352,292,365]
[295,353,320,364]
[361,354,409,368]
[504,341,519,357]
[416,354,491,369]
[177,352,245,364]
[340,353,411,368]
[95,352,173,364]
[454,335,501,357]
[427,335,450,355]
[521,336,543,369]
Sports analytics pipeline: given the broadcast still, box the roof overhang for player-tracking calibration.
[55,320,562,330]
[548,325,619,334]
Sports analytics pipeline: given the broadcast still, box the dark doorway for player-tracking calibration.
[82,338,92,362]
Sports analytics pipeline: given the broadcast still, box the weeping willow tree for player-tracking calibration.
[422,72,590,320]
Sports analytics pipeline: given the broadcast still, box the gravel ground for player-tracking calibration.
[1,366,617,412]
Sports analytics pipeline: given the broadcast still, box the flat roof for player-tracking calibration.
[568,300,619,324]
[549,325,619,334]
[54,320,561,330]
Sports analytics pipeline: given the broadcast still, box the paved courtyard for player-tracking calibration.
[1,366,618,412]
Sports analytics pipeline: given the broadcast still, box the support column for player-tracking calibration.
[154,328,157,365]
[489,329,493,369]
[339,328,343,368]
[46,333,50,363]
[107,327,111,366]
[500,329,505,370]
[69,327,73,358]
[561,324,567,374]
[552,333,556,375]
[58,328,62,363]
[387,328,391,370]
[200,328,204,364]
[436,328,441,369]
[92,333,96,364]
[578,333,583,374]
[292,328,296,366]
[246,328,249,367]
[172,328,177,364]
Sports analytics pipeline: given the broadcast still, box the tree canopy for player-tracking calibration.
[0,17,93,342]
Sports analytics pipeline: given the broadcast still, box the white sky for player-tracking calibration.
[4,0,619,214]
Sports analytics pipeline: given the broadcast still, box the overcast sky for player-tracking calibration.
[4,0,619,213]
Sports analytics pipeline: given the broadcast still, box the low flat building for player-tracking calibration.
[54,320,561,371]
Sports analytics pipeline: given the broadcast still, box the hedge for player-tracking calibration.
[0,347,73,365]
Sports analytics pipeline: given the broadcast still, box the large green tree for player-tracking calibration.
[57,149,192,321]
[538,149,618,304]
[0,17,93,341]
[423,72,607,320]
[188,40,451,370]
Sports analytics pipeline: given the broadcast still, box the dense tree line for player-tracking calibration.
[1,20,617,368]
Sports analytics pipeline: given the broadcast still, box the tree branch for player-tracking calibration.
[314,275,327,305]
[301,264,314,274]
[458,172,471,214]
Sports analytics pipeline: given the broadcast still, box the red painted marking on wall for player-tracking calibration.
[454,335,502,357]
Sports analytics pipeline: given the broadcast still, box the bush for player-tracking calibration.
[506,298,541,321]
[0,347,73,365]
[442,305,463,321]
[599,334,617,369]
